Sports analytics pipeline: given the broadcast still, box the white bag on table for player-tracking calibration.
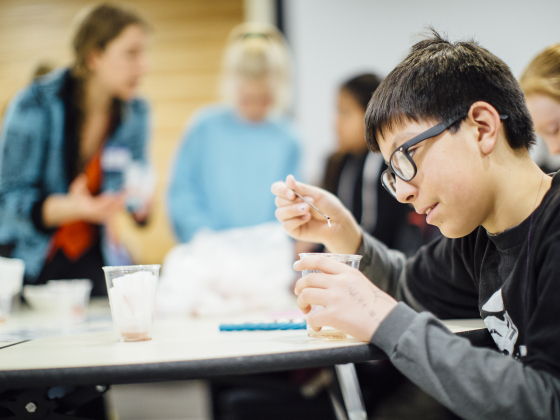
[157,222,296,316]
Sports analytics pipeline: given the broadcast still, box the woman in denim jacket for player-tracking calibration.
[0,4,152,295]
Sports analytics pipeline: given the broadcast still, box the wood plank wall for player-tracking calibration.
[0,0,244,264]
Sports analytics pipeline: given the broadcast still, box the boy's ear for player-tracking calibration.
[467,101,502,156]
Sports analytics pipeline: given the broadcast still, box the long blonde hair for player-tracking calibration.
[520,44,560,103]
[220,23,292,114]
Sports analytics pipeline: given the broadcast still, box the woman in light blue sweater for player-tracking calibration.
[168,23,301,243]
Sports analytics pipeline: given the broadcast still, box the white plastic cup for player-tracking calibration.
[103,265,160,342]
[299,253,362,340]
[0,257,24,294]
[0,256,24,321]
[23,279,93,322]
[48,279,93,320]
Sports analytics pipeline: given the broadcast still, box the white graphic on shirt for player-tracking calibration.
[481,289,518,356]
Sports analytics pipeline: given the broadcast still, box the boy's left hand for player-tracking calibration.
[294,256,397,342]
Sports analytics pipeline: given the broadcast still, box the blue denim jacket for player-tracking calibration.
[0,69,151,281]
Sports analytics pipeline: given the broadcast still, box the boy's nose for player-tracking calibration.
[394,176,418,203]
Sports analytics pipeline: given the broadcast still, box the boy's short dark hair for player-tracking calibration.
[341,73,382,111]
[365,29,536,152]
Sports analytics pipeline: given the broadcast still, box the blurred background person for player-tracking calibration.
[32,62,56,81]
[167,22,300,243]
[0,3,153,297]
[521,43,560,173]
[212,73,446,420]
[322,73,440,255]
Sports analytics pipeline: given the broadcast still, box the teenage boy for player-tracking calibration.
[271,31,560,419]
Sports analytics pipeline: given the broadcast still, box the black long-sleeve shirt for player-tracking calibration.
[360,171,560,419]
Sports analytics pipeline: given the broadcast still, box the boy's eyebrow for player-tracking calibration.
[389,132,420,152]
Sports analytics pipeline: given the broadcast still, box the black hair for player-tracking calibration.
[341,73,382,111]
[365,29,536,152]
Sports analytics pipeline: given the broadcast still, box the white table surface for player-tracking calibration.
[0,300,487,388]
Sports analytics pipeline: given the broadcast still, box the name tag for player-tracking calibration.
[101,147,132,172]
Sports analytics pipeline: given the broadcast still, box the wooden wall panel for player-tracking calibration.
[0,0,244,264]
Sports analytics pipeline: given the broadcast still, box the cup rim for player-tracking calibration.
[298,253,362,261]
[102,264,161,272]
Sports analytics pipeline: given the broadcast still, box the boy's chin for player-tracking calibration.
[437,222,476,239]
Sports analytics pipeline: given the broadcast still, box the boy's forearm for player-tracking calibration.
[372,303,560,420]
[42,194,80,228]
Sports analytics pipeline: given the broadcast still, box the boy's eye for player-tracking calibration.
[408,146,419,159]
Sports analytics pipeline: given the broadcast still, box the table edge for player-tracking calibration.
[0,328,492,389]
[0,343,383,389]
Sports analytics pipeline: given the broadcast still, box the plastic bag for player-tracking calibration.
[157,222,296,316]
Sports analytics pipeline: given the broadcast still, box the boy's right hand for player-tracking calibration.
[271,175,363,254]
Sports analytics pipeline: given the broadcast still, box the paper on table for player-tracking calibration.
[0,323,112,342]
[109,271,157,339]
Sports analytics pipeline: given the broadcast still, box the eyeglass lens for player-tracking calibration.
[391,150,416,181]
[381,171,397,198]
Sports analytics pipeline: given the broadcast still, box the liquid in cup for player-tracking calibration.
[299,253,362,340]
[103,265,160,342]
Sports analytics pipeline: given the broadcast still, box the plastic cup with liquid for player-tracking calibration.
[299,253,362,340]
[103,265,160,342]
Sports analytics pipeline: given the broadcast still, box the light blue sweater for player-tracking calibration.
[168,106,301,243]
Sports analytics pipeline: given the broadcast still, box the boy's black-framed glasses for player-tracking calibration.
[381,114,508,199]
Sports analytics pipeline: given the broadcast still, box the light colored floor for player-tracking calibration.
[106,380,211,420]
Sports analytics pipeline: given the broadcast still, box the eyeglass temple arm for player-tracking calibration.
[402,114,507,150]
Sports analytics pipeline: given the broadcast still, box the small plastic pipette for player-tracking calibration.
[291,190,331,227]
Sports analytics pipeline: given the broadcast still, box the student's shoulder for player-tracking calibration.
[540,172,560,222]
[126,96,150,116]
[188,104,232,127]
[530,171,560,247]
[177,105,230,146]
[267,114,301,144]
[9,68,67,112]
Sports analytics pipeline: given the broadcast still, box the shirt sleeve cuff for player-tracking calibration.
[31,197,56,234]
[370,302,418,355]
[356,230,374,270]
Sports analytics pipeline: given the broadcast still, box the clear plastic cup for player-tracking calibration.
[0,295,12,323]
[103,265,160,342]
[0,256,24,321]
[299,253,362,340]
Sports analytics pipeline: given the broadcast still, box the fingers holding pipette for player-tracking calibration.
[271,175,363,253]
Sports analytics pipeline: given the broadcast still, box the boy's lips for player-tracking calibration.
[417,203,439,223]
[426,203,438,224]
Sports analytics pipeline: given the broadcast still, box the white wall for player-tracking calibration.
[284,0,560,182]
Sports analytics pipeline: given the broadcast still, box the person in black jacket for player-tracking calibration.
[322,73,440,255]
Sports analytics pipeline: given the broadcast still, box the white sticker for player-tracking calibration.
[101,147,132,172]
